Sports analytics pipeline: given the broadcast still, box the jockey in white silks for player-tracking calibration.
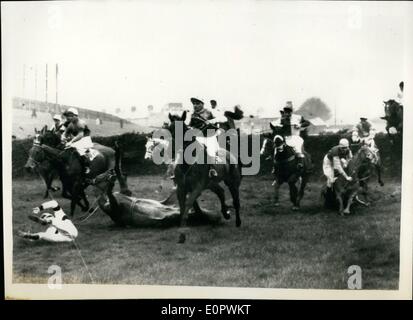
[322,138,353,188]
[18,200,78,242]
[352,117,377,148]
[271,101,310,169]
[61,107,94,175]
[189,97,227,177]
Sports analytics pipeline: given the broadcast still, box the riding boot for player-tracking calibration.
[207,154,219,178]
[271,163,278,175]
[81,155,91,176]
[296,154,305,171]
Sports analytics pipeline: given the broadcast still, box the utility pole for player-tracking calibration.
[22,64,26,98]
[35,65,38,100]
[55,63,58,104]
[45,63,48,103]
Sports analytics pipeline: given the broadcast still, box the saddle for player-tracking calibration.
[85,148,100,161]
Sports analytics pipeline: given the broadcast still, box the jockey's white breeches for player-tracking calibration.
[274,135,304,156]
[323,155,335,187]
[36,226,76,242]
[196,135,220,158]
[71,136,93,156]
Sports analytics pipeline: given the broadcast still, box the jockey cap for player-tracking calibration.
[283,101,293,111]
[190,97,204,105]
[339,138,350,148]
[64,107,79,116]
[53,114,62,121]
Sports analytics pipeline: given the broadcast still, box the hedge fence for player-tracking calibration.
[13,132,402,180]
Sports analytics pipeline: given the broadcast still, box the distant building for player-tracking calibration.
[162,103,183,114]
[307,117,327,135]
[237,116,279,134]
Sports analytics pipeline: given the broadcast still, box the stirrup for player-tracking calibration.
[209,168,218,178]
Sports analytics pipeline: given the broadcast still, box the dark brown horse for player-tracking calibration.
[24,128,70,199]
[166,111,242,243]
[324,145,375,216]
[381,99,403,144]
[26,129,117,216]
[260,135,312,210]
[24,134,63,199]
[349,139,384,206]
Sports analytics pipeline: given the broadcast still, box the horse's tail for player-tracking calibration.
[224,106,244,120]
[114,141,132,196]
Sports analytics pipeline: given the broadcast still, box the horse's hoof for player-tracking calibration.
[178,233,186,244]
[380,182,384,187]
[339,211,345,216]
[236,219,241,227]
[223,211,231,220]
[274,202,280,207]
[292,206,299,211]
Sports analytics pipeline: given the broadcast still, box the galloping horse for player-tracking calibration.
[25,128,117,216]
[327,145,375,216]
[381,99,403,143]
[261,135,312,210]
[24,128,66,199]
[165,111,242,243]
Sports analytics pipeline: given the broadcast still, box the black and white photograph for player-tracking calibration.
[2,0,412,300]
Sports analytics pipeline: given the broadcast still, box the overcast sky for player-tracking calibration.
[2,0,412,123]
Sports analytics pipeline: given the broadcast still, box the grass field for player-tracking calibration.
[11,172,401,290]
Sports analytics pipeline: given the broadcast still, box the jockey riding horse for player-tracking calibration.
[269,101,311,174]
[61,107,93,176]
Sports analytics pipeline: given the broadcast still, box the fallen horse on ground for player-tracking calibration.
[89,170,221,228]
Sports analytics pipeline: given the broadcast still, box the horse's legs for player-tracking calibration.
[296,175,308,207]
[336,192,344,216]
[178,184,204,243]
[70,181,89,216]
[208,183,230,220]
[80,187,90,212]
[43,176,50,199]
[288,179,299,210]
[192,200,205,216]
[225,181,241,227]
[343,191,357,215]
[273,179,281,207]
[376,163,384,186]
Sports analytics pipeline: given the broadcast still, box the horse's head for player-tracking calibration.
[166,111,188,141]
[357,145,375,164]
[273,135,286,152]
[383,99,403,120]
[144,137,169,160]
[24,136,46,172]
[34,126,62,148]
[88,169,117,193]
[144,137,156,160]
